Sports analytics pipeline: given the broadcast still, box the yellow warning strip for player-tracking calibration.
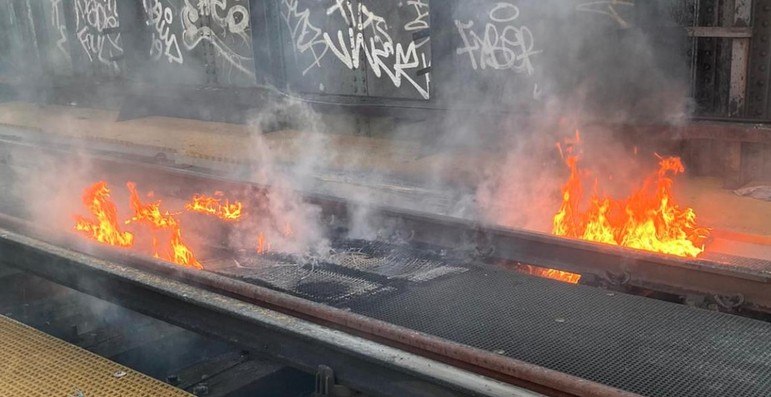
[0,314,192,396]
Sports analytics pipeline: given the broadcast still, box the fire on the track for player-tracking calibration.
[74,182,134,248]
[73,181,253,269]
[552,132,710,258]
[185,192,243,222]
[517,264,582,284]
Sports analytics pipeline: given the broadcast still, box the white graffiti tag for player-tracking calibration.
[282,0,430,99]
[74,0,123,71]
[455,2,539,75]
[576,0,635,28]
[281,0,329,76]
[143,0,183,64]
[181,0,255,80]
[325,0,430,99]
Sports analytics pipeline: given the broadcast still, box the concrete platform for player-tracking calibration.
[0,314,191,396]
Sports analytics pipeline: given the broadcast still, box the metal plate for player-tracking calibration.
[0,314,192,397]
[209,240,467,304]
[350,268,771,397]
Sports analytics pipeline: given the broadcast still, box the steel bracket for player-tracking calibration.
[314,365,354,397]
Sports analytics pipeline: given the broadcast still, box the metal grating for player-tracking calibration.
[0,314,192,397]
[212,239,771,396]
[702,251,771,273]
[211,240,468,305]
[327,240,467,282]
[349,268,771,397]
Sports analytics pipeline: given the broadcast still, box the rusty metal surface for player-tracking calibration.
[0,314,192,397]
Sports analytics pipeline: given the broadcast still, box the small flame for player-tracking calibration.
[126,182,203,269]
[518,264,582,284]
[185,193,243,222]
[74,182,134,247]
[553,145,710,257]
[256,232,271,254]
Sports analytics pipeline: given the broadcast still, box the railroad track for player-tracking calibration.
[1,126,771,397]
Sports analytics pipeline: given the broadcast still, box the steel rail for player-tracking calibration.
[0,129,769,314]
[0,215,639,397]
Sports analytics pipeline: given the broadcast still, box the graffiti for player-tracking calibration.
[74,0,123,72]
[576,0,635,28]
[402,0,431,93]
[181,0,255,81]
[455,2,539,75]
[143,0,184,64]
[404,0,429,33]
[49,0,70,60]
[282,0,431,99]
[281,0,329,76]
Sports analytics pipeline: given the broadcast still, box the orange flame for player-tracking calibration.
[126,182,203,269]
[257,232,271,254]
[185,193,243,222]
[518,264,582,284]
[553,148,709,258]
[74,182,134,247]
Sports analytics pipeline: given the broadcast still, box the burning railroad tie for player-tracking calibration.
[74,181,134,248]
[552,143,710,258]
[125,182,204,270]
[73,181,276,268]
[185,192,243,222]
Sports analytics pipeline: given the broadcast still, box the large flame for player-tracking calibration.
[185,192,243,222]
[553,140,709,258]
[126,182,203,269]
[74,182,134,247]
[74,182,276,268]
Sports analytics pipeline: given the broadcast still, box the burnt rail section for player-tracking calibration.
[0,226,567,397]
[0,130,770,316]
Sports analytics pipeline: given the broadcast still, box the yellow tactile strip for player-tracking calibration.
[0,314,192,396]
